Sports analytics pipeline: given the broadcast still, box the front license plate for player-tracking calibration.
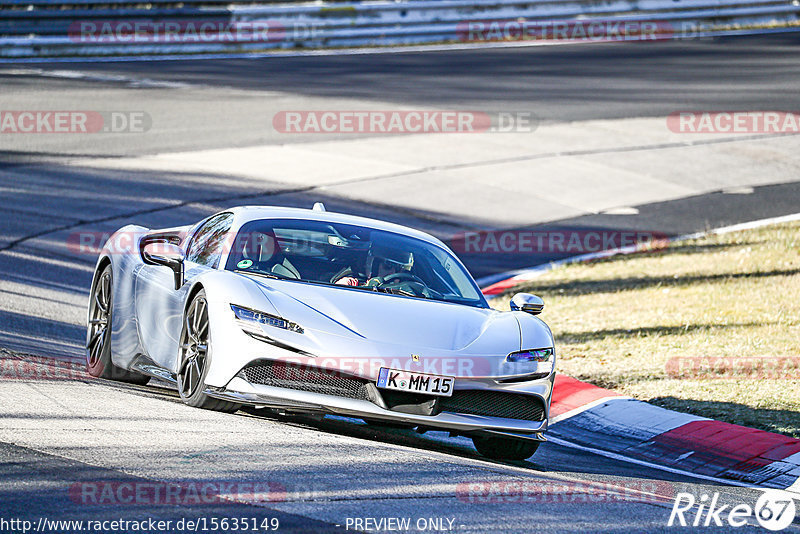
[376,368,454,397]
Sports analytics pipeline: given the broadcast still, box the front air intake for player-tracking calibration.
[238,360,371,401]
[440,390,545,421]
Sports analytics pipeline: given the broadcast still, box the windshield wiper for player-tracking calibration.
[344,284,390,294]
[234,270,291,281]
[236,270,345,288]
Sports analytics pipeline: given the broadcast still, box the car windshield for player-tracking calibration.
[224,218,487,308]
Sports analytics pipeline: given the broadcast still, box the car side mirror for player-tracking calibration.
[510,293,544,315]
[142,242,185,290]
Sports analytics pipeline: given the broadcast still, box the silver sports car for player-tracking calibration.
[86,204,555,460]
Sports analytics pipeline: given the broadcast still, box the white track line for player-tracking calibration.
[0,68,192,88]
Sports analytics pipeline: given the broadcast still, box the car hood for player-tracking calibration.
[251,278,520,353]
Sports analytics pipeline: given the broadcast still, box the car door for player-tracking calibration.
[134,213,234,372]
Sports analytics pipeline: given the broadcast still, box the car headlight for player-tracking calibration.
[505,348,555,375]
[506,348,554,363]
[230,304,304,334]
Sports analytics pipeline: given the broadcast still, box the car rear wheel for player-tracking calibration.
[472,435,540,461]
[86,265,150,385]
[177,290,241,413]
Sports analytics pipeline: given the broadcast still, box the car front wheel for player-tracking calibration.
[176,290,241,413]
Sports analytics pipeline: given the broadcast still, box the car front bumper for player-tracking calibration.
[207,373,551,441]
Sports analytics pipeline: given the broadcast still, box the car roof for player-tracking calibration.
[226,205,448,249]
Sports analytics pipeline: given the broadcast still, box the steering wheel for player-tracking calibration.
[377,272,430,297]
[380,272,426,285]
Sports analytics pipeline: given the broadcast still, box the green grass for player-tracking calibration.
[492,221,800,437]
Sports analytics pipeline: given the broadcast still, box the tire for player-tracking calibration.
[472,435,540,461]
[176,290,241,413]
[86,264,151,385]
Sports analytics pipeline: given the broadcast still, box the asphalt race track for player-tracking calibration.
[2,35,800,532]
[3,34,800,156]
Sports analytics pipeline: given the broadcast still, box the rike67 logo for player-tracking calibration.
[668,490,797,531]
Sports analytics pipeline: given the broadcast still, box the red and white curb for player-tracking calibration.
[548,375,800,494]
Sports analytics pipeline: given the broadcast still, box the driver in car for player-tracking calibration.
[335,247,413,287]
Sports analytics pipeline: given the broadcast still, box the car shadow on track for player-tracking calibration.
[237,406,544,471]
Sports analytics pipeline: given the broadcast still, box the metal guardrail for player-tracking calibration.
[1,0,799,58]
